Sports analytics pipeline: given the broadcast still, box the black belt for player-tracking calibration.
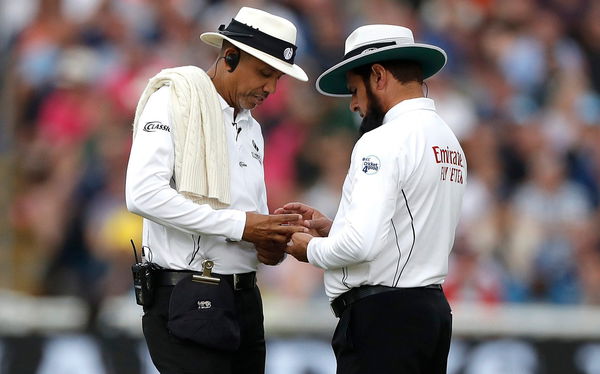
[330,284,442,318]
[155,270,256,290]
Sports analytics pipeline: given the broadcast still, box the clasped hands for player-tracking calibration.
[243,203,332,265]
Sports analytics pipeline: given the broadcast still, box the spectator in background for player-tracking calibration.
[444,234,504,305]
[506,148,592,303]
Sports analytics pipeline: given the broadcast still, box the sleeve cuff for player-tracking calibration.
[307,237,327,269]
[225,209,246,241]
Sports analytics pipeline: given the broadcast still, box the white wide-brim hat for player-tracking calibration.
[201,7,308,82]
[316,24,447,96]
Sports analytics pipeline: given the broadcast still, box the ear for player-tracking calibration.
[370,64,387,91]
[223,47,241,72]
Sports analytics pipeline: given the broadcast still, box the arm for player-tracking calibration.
[126,87,305,243]
[304,137,400,269]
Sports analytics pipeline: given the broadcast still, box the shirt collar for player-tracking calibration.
[383,98,436,124]
[218,94,251,123]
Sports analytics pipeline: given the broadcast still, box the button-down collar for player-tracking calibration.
[383,97,436,125]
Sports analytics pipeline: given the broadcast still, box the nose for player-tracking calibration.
[264,77,277,95]
[349,98,359,113]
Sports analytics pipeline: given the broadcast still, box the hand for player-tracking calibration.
[274,202,332,237]
[243,212,308,245]
[255,241,286,266]
[285,232,313,263]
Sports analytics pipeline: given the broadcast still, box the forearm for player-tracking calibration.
[126,176,246,240]
[307,225,374,269]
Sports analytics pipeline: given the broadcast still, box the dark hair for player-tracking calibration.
[220,40,241,56]
[351,60,423,85]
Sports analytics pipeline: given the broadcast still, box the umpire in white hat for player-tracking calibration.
[281,24,467,373]
[126,7,308,374]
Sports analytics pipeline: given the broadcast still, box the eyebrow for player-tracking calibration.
[262,67,283,78]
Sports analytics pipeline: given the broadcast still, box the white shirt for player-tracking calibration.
[125,86,268,274]
[307,98,467,300]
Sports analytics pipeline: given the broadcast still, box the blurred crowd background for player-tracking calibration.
[1,0,600,366]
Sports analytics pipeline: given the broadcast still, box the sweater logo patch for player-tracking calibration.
[143,121,170,133]
[362,155,380,174]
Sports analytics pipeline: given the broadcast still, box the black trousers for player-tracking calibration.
[332,287,452,374]
[142,284,266,374]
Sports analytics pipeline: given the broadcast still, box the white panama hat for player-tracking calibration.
[201,7,308,82]
[316,24,447,96]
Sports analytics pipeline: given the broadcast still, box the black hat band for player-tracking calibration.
[218,19,297,64]
[343,41,396,60]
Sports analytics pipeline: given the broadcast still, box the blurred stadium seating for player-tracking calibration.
[1,0,600,373]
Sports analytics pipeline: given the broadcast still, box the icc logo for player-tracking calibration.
[362,155,380,175]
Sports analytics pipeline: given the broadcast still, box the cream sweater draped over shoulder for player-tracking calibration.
[132,66,230,209]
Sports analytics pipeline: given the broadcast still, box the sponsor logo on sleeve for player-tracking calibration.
[362,155,380,174]
[143,121,170,133]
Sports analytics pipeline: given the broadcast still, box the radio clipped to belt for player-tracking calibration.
[130,239,160,307]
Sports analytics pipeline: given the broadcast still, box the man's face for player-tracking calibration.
[347,71,386,136]
[230,54,284,110]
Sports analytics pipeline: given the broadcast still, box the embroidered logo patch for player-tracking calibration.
[143,121,170,133]
[283,47,293,60]
[361,47,378,55]
[361,155,380,174]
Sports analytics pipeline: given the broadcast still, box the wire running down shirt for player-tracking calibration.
[126,86,268,274]
[307,98,467,300]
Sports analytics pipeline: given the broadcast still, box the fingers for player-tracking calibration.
[269,213,303,224]
[292,232,310,241]
[282,202,308,210]
[274,224,308,235]
[282,202,312,214]
[243,212,309,245]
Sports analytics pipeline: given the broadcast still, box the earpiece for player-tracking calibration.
[225,52,240,72]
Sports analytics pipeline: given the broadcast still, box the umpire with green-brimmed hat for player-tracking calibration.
[282,24,467,374]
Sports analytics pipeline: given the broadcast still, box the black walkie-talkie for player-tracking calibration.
[131,239,158,307]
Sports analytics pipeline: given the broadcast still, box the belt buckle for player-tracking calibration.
[233,274,242,290]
